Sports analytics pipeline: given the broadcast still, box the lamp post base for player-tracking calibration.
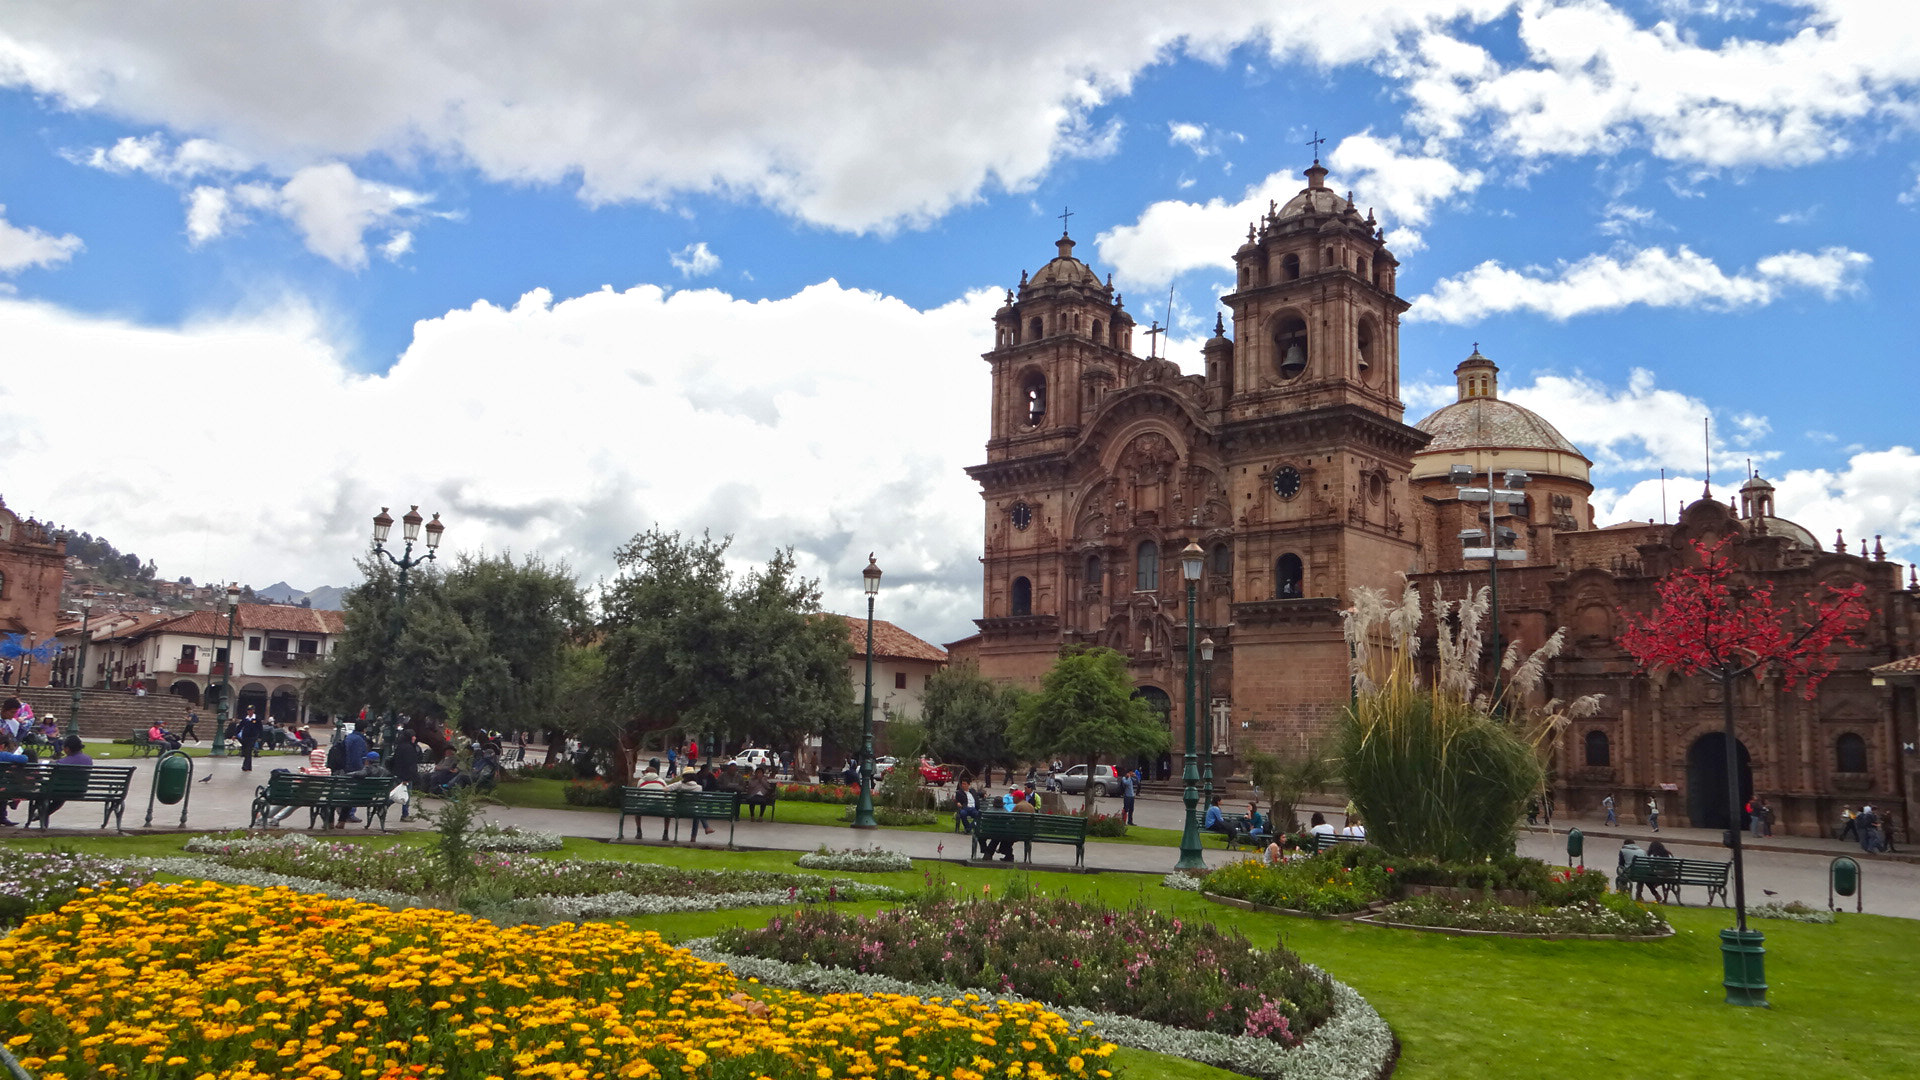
[1720,928,1769,1007]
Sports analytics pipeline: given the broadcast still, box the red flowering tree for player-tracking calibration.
[1620,537,1870,932]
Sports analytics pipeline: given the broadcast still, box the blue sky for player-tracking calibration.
[0,1,1915,644]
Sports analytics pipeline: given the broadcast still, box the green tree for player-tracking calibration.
[1241,744,1335,836]
[1010,646,1166,813]
[599,528,853,779]
[311,552,587,741]
[922,659,1025,782]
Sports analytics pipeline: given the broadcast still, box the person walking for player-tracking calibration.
[1748,799,1764,839]
[1602,793,1617,827]
[1839,806,1858,842]
[334,724,370,823]
[1120,769,1137,825]
[180,708,201,743]
[1646,795,1660,832]
[232,710,263,772]
[389,731,422,822]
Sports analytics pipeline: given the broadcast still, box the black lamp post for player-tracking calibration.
[1451,464,1529,704]
[211,584,241,756]
[65,597,93,740]
[1200,634,1215,813]
[851,555,883,829]
[1176,540,1207,870]
[371,506,444,752]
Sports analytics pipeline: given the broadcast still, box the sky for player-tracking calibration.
[1,1,1917,646]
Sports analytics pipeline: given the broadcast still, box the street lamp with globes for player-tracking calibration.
[371,506,445,751]
[211,583,241,756]
[1176,540,1207,870]
[851,555,883,830]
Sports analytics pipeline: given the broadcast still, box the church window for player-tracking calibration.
[1029,317,1043,341]
[1358,258,1369,281]
[1136,540,1159,592]
[1324,247,1335,269]
[1073,312,1082,332]
[1281,253,1300,281]
[0,569,6,598]
[1020,372,1047,426]
[895,671,908,689]
[1275,554,1304,598]
[1239,265,1250,287]
[1092,319,1103,343]
[1356,318,1376,379]
[1011,577,1033,617]
[1584,730,1611,767]
[1211,543,1231,575]
[1273,316,1308,380]
[1085,554,1103,592]
[1836,733,1867,773]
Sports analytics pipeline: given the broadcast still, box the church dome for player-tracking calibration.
[1027,234,1104,289]
[1276,186,1352,219]
[1417,397,1583,456]
[1409,347,1592,483]
[1751,516,1818,549]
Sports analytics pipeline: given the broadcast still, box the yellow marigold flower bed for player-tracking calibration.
[0,881,1117,1080]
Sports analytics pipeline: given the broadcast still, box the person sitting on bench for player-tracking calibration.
[953,778,980,833]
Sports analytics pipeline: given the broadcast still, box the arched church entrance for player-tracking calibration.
[1131,685,1173,780]
[1686,732,1752,830]
[168,680,202,705]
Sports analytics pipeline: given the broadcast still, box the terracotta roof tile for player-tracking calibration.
[1872,653,1920,676]
[235,604,345,635]
[834,614,948,664]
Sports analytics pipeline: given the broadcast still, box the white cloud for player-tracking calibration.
[184,186,232,245]
[0,279,1002,644]
[669,241,721,278]
[1596,201,1660,235]
[380,230,413,261]
[1098,131,1482,285]
[0,205,82,272]
[0,2,1522,234]
[1402,1,1920,171]
[68,132,250,179]
[1409,244,1870,323]
[1772,446,1920,560]
[272,163,431,269]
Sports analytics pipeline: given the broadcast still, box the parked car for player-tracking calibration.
[873,755,900,778]
[917,759,959,786]
[729,748,779,770]
[1054,764,1123,797]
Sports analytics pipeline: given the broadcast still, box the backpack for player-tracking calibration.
[326,742,346,770]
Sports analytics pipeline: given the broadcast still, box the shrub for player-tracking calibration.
[776,782,861,804]
[716,895,1335,1046]
[1202,852,1393,915]
[513,760,577,782]
[1068,809,1129,836]
[842,805,937,826]
[563,779,621,807]
[796,846,914,873]
[0,851,150,928]
[1750,900,1836,924]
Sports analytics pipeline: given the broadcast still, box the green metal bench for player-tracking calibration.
[128,729,163,758]
[1623,855,1730,906]
[249,773,395,830]
[0,762,136,831]
[971,810,1088,867]
[617,787,739,844]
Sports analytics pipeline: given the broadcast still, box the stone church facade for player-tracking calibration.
[959,160,1919,837]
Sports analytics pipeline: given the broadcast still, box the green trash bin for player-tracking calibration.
[1566,827,1584,868]
[155,752,191,805]
[1720,928,1768,1007]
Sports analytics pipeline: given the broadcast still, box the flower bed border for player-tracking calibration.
[685,939,1397,1080]
[1350,915,1675,942]
[1200,891,1381,921]
[135,856,902,920]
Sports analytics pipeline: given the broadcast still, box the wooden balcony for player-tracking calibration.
[175,659,200,673]
[262,650,321,668]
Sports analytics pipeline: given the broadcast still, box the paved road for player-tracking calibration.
[13,750,1914,919]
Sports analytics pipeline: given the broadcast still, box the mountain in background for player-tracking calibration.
[252,581,347,610]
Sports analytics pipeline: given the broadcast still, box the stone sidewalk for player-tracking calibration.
[8,752,1914,918]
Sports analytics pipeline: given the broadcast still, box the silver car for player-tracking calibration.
[1053,764,1123,797]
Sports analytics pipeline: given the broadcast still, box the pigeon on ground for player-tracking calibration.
[1762,889,1777,896]
[199,775,213,783]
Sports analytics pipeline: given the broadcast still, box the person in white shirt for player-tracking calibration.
[1340,816,1367,840]
[634,758,667,790]
[1308,811,1336,838]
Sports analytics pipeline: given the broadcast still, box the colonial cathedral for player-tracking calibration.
[952,160,1920,839]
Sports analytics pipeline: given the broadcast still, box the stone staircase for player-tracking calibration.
[6,687,194,741]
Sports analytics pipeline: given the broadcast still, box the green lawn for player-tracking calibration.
[6,831,1909,1079]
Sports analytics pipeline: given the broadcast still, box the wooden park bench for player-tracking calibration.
[1307,831,1368,853]
[1623,855,1731,906]
[617,787,740,845]
[129,729,163,758]
[0,762,136,831]
[249,773,395,830]
[970,810,1089,868]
